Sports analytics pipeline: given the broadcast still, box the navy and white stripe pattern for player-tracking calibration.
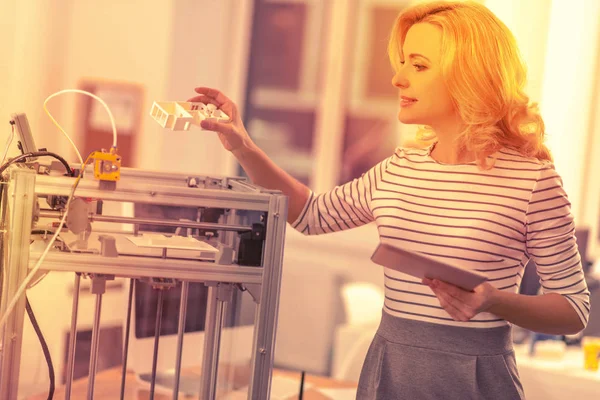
[291,145,590,328]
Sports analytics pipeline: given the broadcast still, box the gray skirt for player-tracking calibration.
[356,311,525,400]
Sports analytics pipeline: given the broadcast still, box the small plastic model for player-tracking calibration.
[150,101,230,131]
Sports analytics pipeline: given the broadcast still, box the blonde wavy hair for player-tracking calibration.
[388,0,552,167]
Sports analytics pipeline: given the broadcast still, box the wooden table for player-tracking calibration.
[27,365,357,399]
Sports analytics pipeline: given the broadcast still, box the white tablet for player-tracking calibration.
[371,242,487,291]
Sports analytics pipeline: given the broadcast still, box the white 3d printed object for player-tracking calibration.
[150,101,230,131]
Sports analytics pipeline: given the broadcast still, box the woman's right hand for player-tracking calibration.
[189,89,311,224]
[187,87,254,154]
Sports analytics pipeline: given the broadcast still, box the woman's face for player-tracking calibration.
[391,23,457,129]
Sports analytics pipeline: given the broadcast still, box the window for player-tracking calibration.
[242,0,411,192]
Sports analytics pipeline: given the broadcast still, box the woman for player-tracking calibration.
[190,1,590,398]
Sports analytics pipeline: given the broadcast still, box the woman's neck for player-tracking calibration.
[429,121,475,164]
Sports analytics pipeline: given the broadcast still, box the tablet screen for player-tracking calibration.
[371,242,487,291]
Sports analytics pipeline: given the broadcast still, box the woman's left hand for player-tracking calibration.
[422,278,498,322]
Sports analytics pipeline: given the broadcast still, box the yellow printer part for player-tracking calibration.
[91,148,121,181]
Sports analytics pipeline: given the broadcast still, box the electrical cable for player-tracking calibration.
[299,370,305,400]
[43,89,119,167]
[0,151,74,177]
[25,296,55,400]
[0,153,93,334]
[1,123,16,166]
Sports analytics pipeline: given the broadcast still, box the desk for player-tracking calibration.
[514,344,600,400]
[26,366,357,400]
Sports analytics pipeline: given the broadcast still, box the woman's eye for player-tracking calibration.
[414,64,426,71]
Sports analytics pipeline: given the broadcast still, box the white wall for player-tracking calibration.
[486,0,600,229]
[0,0,71,161]
[485,0,552,105]
[582,61,600,258]
[539,0,600,223]
[159,0,252,177]
[0,0,176,169]
[57,0,175,169]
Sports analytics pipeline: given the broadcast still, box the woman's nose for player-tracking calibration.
[392,72,408,89]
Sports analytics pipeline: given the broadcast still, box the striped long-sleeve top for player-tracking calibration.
[291,144,590,328]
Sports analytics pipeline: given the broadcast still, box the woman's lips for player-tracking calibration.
[400,97,418,107]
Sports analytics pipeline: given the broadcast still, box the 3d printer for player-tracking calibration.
[0,110,288,400]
